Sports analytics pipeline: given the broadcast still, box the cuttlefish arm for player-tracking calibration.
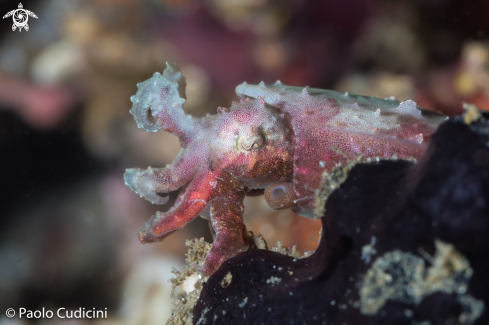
[135,167,216,243]
[124,143,203,205]
[129,164,248,275]
[203,194,248,275]
[124,63,249,275]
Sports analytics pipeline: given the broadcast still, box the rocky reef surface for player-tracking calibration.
[192,111,489,325]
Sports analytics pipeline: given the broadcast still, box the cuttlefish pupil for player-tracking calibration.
[240,133,266,151]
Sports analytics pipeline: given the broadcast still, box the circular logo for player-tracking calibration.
[14,10,28,26]
[6,308,15,318]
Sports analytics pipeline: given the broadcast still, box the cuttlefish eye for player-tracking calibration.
[239,131,266,151]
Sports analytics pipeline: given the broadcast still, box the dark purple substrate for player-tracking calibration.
[193,114,489,325]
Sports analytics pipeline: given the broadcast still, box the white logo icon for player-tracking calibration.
[2,3,38,32]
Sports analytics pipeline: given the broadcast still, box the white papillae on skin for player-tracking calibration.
[235,82,446,216]
[124,62,446,275]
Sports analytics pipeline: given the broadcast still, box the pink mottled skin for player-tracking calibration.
[124,63,446,275]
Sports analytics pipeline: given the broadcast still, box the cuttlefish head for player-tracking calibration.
[210,97,294,188]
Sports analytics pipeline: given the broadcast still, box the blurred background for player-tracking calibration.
[0,0,488,323]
